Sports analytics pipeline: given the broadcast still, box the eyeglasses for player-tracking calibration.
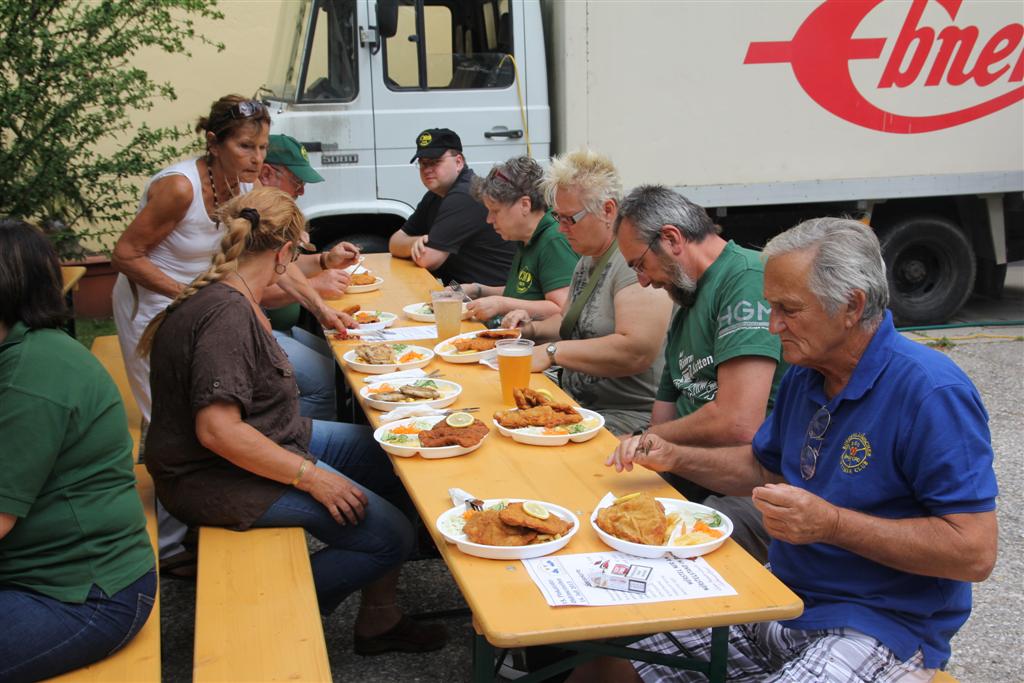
[229,100,266,119]
[551,207,589,225]
[271,164,305,195]
[416,153,453,170]
[800,404,831,480]
[629,234,661,275]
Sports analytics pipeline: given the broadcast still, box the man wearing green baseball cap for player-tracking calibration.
[260,134,325,197]
[258,134,359,421]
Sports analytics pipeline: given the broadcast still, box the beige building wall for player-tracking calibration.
[131,1,288,158]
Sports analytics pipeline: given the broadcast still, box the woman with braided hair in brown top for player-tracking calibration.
[140,187,446,654]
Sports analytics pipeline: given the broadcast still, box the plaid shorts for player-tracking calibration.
[633,621,936,683]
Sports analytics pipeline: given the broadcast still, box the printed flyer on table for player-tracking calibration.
[522,551,737,607]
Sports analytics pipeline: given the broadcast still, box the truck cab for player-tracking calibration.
[263,0,542,252]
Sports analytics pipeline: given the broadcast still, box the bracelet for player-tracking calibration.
[319,252,329,270]
[290,459,310,487]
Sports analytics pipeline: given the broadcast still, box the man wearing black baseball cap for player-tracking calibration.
[389,128,515,284]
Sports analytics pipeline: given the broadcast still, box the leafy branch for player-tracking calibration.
[0,0,224,258]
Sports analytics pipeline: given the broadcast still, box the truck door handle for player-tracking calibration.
[485,129,523,139]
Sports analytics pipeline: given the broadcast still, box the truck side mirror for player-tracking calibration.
[377,0,398,39]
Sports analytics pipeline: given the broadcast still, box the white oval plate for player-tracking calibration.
[434,329,522,364]
[360,379,461,411]
[590,498,733,559]
[493,408,605,446]
[351,310,398,332]
[347,276,384,293]
[436,498,579,560]
[402,301,471,323]
[342,344,434,374]
[373,415,488,459]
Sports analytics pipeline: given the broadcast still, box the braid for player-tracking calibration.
[136,186,305,357]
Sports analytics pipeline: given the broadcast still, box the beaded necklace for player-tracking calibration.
[206,158,221,211]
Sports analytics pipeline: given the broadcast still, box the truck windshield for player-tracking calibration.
[264,0,359,103]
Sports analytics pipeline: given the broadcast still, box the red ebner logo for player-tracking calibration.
[744,0,1024,133]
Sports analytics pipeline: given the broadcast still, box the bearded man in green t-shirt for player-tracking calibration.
[612,185,787,563]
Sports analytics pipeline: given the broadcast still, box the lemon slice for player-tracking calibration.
[612,492,642,505]
[534,388,554,401]
[445,412,474,428]
[523,501,550,519]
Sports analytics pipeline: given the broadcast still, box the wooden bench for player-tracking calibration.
[193,527,331,682]
[45,338,160,681]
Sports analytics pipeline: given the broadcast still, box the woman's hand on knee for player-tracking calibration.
[303,467,368,525]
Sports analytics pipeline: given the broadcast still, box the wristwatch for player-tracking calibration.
[545,343,558,364]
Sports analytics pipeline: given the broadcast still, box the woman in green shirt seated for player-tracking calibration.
[0,219,156,681]
[460,156,580,327]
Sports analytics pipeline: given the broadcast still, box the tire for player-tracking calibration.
[877,216,975,326]
[326,233,389,254]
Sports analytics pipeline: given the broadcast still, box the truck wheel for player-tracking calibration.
[877,216,975,326]
[327,233,389,254]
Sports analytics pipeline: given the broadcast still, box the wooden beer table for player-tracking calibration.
[327,254,802,682]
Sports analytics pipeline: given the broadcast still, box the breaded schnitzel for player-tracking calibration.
[351,271,376,285]
[493,405,582,430]
[355,343,395,364]
[450,328,521,352]
[464,510,537,546]
[499,502,573,536]
[418,419,489,448]
[595,492,669,545]
[476,329,521,340]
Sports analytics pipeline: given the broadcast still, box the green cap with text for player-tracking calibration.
[266,134,325,183]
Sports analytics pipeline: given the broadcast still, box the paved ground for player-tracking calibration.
[159,265,1024,682]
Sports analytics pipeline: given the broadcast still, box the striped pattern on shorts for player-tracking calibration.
[633,621,936,683]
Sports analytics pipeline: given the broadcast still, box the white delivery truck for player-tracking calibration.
[262,0,1024,324]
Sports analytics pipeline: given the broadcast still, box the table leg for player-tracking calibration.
[64,290,77,338]
[708,626,728,683]
[473,633,496,682]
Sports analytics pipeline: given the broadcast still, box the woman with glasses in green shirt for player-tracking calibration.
[460,156,580,327]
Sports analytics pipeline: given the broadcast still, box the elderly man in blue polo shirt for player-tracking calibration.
[593,217,998,682]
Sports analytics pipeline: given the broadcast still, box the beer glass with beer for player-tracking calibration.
[431,289,463,342]
[495,339,534,405]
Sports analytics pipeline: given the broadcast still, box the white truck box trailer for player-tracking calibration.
[263,0,1024,324]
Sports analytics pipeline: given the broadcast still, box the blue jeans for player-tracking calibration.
[0,568,157,683]
[252,420,416,614]
[273,327,337,421]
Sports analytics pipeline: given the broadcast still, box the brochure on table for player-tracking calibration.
[522,551,737,607]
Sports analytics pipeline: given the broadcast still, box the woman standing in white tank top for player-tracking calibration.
[113,95,269,426]
[112,95,270,570]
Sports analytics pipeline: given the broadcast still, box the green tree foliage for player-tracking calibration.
[0,0,223,256]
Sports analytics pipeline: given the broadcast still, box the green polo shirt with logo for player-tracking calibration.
[656,241,787,420]
[0,323,154,603]
[502,211,579,300]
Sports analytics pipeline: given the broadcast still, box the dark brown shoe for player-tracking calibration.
[353,616,447,656]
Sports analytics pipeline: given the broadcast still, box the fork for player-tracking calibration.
[446,280,473,303]
[465,498,484,512]
[635,429,653,460]
[441,407,479,415]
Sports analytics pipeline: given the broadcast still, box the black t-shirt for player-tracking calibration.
[402,167,516,285]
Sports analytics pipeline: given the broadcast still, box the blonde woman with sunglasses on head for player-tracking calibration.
[137,187,445,655]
